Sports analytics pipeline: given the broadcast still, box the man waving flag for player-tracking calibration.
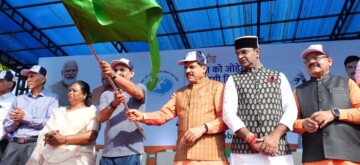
[62,0,163,90]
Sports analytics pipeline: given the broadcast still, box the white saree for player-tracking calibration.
[27,105,100,165]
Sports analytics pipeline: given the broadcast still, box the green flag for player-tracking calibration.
[62,0,163,91]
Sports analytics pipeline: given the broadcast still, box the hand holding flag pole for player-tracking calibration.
[62,0,163,141]
[88,44,147,140]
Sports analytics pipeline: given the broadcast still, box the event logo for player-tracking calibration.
[141,70,179,95]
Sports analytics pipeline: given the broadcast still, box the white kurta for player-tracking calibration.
[27,106,100,165]
[223,73,297,165]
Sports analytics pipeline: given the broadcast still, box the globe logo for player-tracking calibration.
[150,76,174,95]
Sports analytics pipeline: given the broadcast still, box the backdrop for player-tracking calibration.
[39,39,360,146]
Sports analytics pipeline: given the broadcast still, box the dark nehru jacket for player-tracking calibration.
[296,74,360,163]
[231,67,291,155]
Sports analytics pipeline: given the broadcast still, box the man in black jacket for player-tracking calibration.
[293,44,360,164]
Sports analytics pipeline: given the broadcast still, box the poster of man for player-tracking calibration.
[48,60,78,107]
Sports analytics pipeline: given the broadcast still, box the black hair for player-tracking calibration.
[344,55,360,66]
[183,60,206,66]
[71,80,91,107]
[196,61,206,67]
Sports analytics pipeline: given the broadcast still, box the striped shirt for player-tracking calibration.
[142,77,228,161]
[3,89,59,138]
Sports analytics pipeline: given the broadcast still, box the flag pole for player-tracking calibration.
[88,44,147,140]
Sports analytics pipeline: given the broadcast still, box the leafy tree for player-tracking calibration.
[0,64,9,71]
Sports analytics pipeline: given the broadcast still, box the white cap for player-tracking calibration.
[178,51,207,65]
[110,58,134,70]
[301,44,328,59]
[20,65,47,77]
[0,71,16,82]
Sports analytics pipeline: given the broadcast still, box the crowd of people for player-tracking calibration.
[0,35,359,165]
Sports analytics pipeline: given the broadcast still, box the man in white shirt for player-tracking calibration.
[0,71,16,159]
[223,36,297,165]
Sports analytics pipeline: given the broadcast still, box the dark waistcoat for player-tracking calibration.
[296,74,360,163]
[231,67,291,155]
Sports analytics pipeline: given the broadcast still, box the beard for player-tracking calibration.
[63,76,76,86]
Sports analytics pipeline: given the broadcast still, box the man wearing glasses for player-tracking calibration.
[292,44,360,165]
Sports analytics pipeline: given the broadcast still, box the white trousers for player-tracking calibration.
[230,153,294,165]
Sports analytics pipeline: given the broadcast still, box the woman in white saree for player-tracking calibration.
[27,80,100,165]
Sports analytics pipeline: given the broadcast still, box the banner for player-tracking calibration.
[39,39,359,146]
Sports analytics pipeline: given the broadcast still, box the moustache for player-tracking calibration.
[309,63,319,68]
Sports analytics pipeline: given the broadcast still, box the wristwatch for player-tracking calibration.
[203,124,208,134]
[111,72,118,80]
[331,108,340,119]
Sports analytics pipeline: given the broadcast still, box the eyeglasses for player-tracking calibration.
[303,55,328,64]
